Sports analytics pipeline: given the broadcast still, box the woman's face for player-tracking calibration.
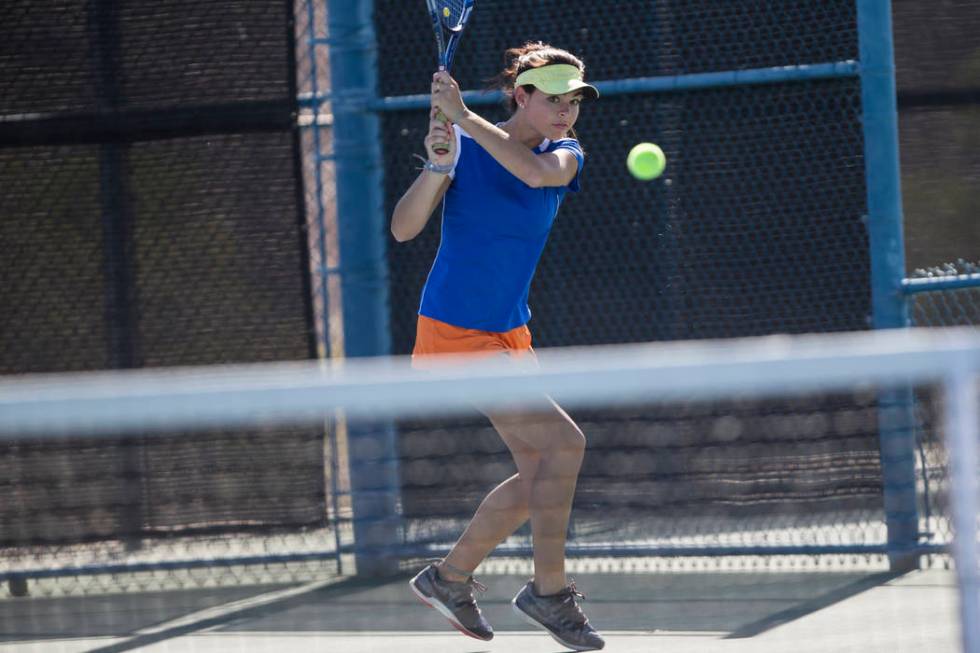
[517,85,583,140]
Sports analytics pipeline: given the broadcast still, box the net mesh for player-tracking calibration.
[399,392,887,553]
[1,329,976,603]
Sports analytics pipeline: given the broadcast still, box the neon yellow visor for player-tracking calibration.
[514,64,599,99]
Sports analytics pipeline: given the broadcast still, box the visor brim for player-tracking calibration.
[528,79,599,100]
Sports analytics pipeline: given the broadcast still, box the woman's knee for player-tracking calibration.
[541,413,586,455]
[503,414,585,457]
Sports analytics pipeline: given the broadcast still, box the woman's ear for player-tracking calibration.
[514,86,528,109]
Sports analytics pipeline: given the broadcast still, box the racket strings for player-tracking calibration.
[438,0,469,28]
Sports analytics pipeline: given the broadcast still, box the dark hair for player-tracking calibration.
[486,42,588,140]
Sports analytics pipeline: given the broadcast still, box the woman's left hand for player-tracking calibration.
[431,71,466,123]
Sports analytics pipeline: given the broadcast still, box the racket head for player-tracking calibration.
[424,0,474,70]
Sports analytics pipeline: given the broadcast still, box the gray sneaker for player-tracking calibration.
[512,580,605,651]
[409,563,493,640]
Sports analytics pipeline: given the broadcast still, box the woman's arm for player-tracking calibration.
[391,109,455,242]
[456,110,579,188]
[431,71,579,188]
[391,170,451,242]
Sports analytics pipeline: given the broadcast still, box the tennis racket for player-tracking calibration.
[424,0,475,155]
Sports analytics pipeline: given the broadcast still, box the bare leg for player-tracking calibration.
[488,402,585,596]
[437,474,531,580]
[434,399,585,596]
[437,431,541,581]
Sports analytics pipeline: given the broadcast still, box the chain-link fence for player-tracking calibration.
[3,0,978,598]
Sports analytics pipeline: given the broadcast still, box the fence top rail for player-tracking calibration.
[903,273,980,295]
[1,328,978,438]
[367,61,860,112]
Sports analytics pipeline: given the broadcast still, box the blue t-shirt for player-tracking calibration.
[418,125,585,332]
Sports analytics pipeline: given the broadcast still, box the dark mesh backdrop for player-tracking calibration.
[379,0,867,352]
[376,0,858,96]
[0,1,323,546]
[893,0,980,273]
[376,2,882,543]
[1,1,293,115]
[0,145,108,374]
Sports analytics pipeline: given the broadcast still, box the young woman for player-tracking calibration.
[395,42,605,652]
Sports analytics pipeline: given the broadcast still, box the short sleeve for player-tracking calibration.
[447,124,464,180]
[551,139,585,192]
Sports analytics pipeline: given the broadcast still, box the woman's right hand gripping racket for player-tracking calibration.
[424,0,475,155]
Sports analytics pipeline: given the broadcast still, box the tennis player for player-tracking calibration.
[394,42,605,651]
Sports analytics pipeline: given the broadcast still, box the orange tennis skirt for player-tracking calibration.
[412,315,536,369]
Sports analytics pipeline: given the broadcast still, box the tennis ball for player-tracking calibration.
[627,142,666,181]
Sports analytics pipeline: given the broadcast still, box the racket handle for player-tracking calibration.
[432,109,451,156]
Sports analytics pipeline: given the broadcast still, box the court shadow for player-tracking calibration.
[724,570,902,638]
[464,570,904,636]
[0,574,408,653]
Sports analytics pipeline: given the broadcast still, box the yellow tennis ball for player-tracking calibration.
[443,7,451,17]
[627,142,666,181]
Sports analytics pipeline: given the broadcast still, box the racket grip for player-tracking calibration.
[432,109,451,156]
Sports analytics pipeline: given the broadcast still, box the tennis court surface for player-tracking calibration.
[0,566,959,652]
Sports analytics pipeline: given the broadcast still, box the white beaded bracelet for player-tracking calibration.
[423,159,454,175]
[414,154,453,175]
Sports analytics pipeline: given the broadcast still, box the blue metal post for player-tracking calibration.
[857,0,919,572]
[303,0,344,575]
[325,0,402,576]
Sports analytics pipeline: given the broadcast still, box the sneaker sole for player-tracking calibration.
[409,575,493,641]
[511,598,603,652]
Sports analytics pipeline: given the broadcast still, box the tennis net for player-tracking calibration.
[1,328,978,651]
